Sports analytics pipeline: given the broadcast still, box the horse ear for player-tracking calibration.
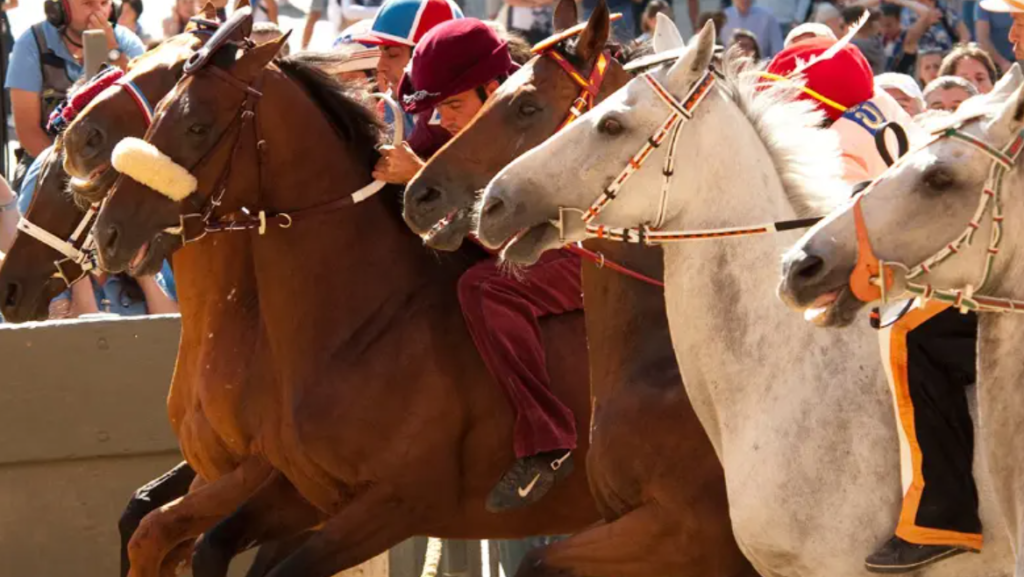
[577,0,609,61]
[988,63,1023,104]
[653,13,683,53]
[664,20,715,93]
[200,1,218,20]
[232,31,290,80]
[553,0,578,33]
[234,0,251,10]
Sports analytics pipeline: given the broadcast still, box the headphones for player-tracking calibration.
[45,0,122,30]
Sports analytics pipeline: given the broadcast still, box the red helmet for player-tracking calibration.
[766,37,874,122]
[397,19,519,114]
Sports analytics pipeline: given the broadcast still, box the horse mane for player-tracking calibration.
[712,57,849,217]
[275,52,382,172]
[559,35,650,69]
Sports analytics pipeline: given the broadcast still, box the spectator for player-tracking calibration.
[497,0,558,46]
[697,10,727,43]
[163,0,197,37]
[900,0,971,54]
[0,174,16,257]
[304,0,381,50]
[253,22,289,55]
[485,21,532,65]
[49,267,179,319]
[938,41,998,92]
[916,47,945,84]
[981,0,1023,61]
[844,6,886,72]
[6,0,144,193]
[784,22,836,47]
[636,0,674,44]
[721,0,784,57]
[876,71,926,114]
[729,28,763,59]
[812,2,844,38]
[975,3,1014,70]
[356,0,464,93]
[118,0,151,43]
[880,3,903,61]
[251,0,280,24]
[318,44,379,85]
[923,74,977,110]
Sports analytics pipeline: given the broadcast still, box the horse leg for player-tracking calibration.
[263,486,411,577]
[244,534,315,577]
[128,458,272,577]
[192,470,324,577]
[120,462,197,577]
[515,503,754,577]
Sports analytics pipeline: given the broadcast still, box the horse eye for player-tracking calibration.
[519,102,539,117]
[188,123,209,137]
[599,117,623,135]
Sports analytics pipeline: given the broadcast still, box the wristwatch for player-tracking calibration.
[108,48,122,62]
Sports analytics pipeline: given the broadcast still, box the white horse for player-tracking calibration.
[780,67,1024,575]
[475,23,1012,577]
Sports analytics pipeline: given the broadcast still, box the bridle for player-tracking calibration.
[13,21,217,288]
[553,65,825,246]
[116,46,403,246]
[849,116,1024,313]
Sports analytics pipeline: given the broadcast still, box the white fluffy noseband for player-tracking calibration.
[112,137,198,202]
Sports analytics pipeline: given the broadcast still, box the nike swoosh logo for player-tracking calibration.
[517,473,542,498]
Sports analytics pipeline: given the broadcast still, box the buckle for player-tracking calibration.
[568,96,589,118]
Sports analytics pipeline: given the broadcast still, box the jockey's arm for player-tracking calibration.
[263,0,280,23]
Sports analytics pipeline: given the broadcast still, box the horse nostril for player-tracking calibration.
[3,282,19,309]
[482,196,505,218]
[103,225,121,257]
[413,186,442,207]
[793,255,825,281]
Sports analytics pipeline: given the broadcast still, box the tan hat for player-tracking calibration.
[980,0,1024,13]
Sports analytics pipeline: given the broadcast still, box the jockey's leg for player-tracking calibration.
[457,248,582,511]
[866,301,981,574]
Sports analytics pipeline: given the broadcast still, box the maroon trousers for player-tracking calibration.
[457,249,582,458]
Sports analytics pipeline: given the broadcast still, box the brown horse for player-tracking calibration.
[402,3,753,577]
[3,10,293,577]
[84,22,600,577]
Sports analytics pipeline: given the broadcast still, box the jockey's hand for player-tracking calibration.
[87,11,118,51]
[372,143,425,185]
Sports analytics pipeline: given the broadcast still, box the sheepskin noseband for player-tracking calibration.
[112,137,198,202]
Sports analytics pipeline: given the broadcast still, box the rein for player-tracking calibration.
[849,118,1024,314]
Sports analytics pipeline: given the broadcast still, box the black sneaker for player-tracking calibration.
[865,536,971,574]
[486,450,573,512]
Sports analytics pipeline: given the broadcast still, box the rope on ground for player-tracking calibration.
[420,537,444,577]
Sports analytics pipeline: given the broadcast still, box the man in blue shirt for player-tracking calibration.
[976,4,1015,71]
[721,0,784,57]
[5,0,144,187]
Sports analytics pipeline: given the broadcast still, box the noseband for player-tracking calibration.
[16,204,99,288]
[850,118,1024,313]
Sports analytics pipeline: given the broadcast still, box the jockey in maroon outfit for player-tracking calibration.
[375,18,583,511]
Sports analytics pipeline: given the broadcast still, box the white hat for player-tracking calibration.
[980,0,1024,12]
[811,2,842,22]
[875,72,925,103]
[784,22,837,47]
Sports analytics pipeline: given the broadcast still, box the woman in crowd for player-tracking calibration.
[937,42,999,93]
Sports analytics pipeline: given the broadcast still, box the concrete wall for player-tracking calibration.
[0,315,513,577]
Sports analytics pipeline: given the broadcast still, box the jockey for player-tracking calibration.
[768,38,983,573]
[386,18,583,512]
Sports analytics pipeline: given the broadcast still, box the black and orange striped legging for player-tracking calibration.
[880,301,982,551]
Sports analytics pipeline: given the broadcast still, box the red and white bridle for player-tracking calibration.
[555,66,823,244]
[849,118,1024,313]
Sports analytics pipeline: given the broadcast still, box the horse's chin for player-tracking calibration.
[68,164,118,204]
[501,223,562,266]
[422,212,472,252]
[100,232,172,276]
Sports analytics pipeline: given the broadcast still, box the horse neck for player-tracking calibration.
[657,97,879,453]
[581,242,679,399]
[247,71,458,376]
